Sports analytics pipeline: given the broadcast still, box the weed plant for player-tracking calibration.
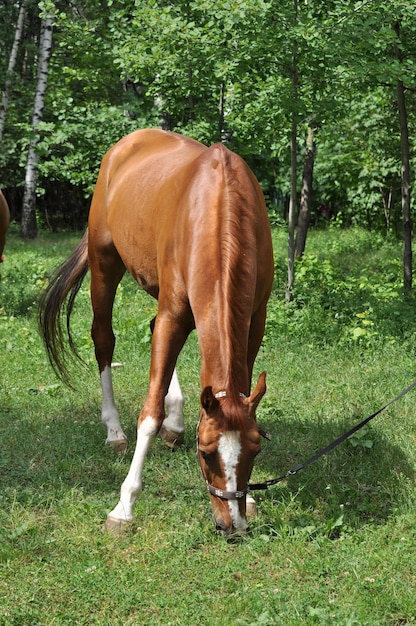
[0,225,415,625]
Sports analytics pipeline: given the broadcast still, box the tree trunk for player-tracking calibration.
[295,126,316,258]
[286,115,297,303]
[397,79,412,290]
[218,81,225,141]
[394,22,412,290]
[21,16,53,239]
[286,0,298,304]
[0,1,27,143]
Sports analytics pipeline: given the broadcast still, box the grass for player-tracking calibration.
[0,224,415,625]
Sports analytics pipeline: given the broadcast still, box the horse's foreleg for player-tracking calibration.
[104,412,158,531]
[243,302,269,520]
[105,311,191,530]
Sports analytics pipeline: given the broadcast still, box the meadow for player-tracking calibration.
[0,224,415,625]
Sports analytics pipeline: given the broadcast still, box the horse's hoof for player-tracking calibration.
[102,516,131,534]
[160,426,184,449]
[246,496,257,518]
[107,438,128,453]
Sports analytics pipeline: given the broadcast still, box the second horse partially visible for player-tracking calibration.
[39,129,274,536]
[0,191,10,262]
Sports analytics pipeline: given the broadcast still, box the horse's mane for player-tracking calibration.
[215,145,259,393]
[214,394,251,432]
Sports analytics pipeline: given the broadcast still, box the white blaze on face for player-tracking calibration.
[218,431,247,532]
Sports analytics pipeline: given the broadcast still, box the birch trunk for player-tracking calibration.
[295,126,316,258]
[21,16,53,239]
[286,0,298,303]
[0,1,27,143]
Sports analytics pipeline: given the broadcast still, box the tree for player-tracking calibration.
[286,0,298,303]
[394,20,412,290]
[108,0,272,143]
[21,9,54,238]
[0,1,27,144]
[295,126,316,258]
[0,0,415,277]
[323,0,416,288]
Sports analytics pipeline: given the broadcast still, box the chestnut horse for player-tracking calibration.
[0,190,10,262]
[39,129,274,535]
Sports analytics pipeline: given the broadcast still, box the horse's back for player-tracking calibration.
[89,130,205,251]
[104,129,206,206]
[0,191,10,262]
[88,129,272,303]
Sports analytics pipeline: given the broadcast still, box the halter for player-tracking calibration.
[206,483,248,500]
[197,389,268,501]
[214,390,245,399]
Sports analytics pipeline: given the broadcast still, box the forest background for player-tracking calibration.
[1,3,416,623]
[1,0,416,294]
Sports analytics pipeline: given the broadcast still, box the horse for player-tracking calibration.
[39,129,274,536]
[0,190,10,262]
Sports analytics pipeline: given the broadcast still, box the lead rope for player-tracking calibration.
[249,378,416,492]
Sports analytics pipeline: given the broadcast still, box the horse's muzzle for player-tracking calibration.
[215,518,248,538]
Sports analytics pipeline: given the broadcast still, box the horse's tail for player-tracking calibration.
[38,229,89,385]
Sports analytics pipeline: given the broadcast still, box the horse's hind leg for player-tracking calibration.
[149,317,185,448]
[90,244,127,451]
[100,362,127,452]
[161,367,185,448]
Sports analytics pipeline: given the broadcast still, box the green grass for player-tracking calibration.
[0,224,415,625]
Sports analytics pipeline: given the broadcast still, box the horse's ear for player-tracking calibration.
[201,386,219,414]
[246,371,267,414]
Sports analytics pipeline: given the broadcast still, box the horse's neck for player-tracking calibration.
[197,313,249,395]
[189,200,255,396]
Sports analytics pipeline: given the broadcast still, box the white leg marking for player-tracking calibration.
[107,416,158,522]
[218,432,248,532]
[163,368,184,435]
[246,494,257,518]
[100,365,127,445]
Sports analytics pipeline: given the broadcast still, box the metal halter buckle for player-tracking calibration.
[206,481,248,500]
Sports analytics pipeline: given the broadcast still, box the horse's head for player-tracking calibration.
[197,372,266,536]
